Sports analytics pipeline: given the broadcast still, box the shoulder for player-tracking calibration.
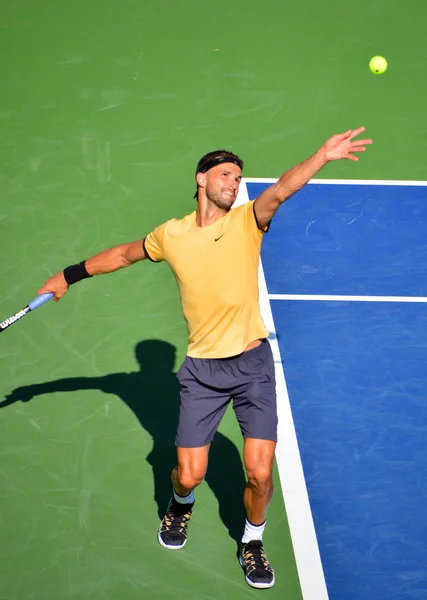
[230,200,256,225]
[161,211,196,236]
[231,200,253,215]
[231,200,268,234]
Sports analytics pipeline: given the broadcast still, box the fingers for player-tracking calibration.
[36,286,64,302]
[337,130,352,141]
[37,285,53,297]
[336,127,371,143]
[351,138,373,146]
[349,126,366,139]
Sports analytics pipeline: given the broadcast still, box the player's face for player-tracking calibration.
[205,164,242,210]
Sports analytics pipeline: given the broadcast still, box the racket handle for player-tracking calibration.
[28,293,55,311]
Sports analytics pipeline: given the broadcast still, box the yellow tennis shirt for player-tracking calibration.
[144,200,269,359]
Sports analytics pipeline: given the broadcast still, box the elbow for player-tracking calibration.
[270,183,287,205]
[121,240,146,266]
[120,249,135,267]
[273,181,299,204]
[120,256,132,268]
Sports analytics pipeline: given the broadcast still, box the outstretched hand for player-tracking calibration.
[322,127,373,162]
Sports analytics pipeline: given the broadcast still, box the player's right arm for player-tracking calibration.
[37,238,149,301]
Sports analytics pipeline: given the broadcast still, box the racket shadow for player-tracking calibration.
[1,339,247,545]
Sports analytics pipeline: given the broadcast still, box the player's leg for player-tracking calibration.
[158,355,231,550]
[158,445,210,550]
[239,442,277,589]
[232,338,278,588]
[172,445,210,496]
[242,437,276,526]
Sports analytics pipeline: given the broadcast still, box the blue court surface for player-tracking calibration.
[247,180,427,600]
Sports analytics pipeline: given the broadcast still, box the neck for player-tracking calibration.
[195,197,230,227]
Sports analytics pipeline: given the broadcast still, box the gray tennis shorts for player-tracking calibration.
[175,338,277,448]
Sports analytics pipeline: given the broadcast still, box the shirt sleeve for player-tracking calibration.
[235,200,270,238]
[251,198,270,233]
[143,221,168,262]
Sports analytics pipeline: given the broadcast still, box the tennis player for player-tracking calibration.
[37,127,372,589]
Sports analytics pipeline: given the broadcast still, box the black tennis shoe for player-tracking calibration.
[239,540,275,589]
[158,498,194,550]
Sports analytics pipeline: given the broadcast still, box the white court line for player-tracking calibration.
[235,185,329,600]
[269,294,427,303]
[244,177,427,186]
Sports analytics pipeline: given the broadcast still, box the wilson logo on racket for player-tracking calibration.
[0,308,29,329]
[0,293,54,333]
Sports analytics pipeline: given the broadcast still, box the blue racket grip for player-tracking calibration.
[28,293,55,311]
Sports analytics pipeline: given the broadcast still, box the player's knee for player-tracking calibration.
[177,466,206,490]
[246,466,273,495]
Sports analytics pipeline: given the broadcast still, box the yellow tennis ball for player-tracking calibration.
[369,56,388,74]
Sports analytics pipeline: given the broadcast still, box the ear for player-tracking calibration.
[196,172,206,189]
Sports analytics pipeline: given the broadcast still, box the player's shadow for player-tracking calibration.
[1,339,247,545]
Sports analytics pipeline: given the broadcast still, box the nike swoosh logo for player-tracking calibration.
[214,234,225,242]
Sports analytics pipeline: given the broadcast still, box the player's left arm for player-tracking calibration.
[253,127,373,229]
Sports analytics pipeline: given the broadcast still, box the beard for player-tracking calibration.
[205,185,235,210]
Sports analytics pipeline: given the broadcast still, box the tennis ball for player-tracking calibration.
[369,56,387,74]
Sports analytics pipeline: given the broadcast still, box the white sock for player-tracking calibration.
[173,488,195,505]
[241,518,266,543]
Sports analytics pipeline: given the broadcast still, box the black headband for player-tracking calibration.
[196,156,242,174]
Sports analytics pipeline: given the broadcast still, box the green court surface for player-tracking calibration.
[1,1,426,599]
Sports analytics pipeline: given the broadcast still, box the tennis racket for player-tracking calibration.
[0,293,54,333]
